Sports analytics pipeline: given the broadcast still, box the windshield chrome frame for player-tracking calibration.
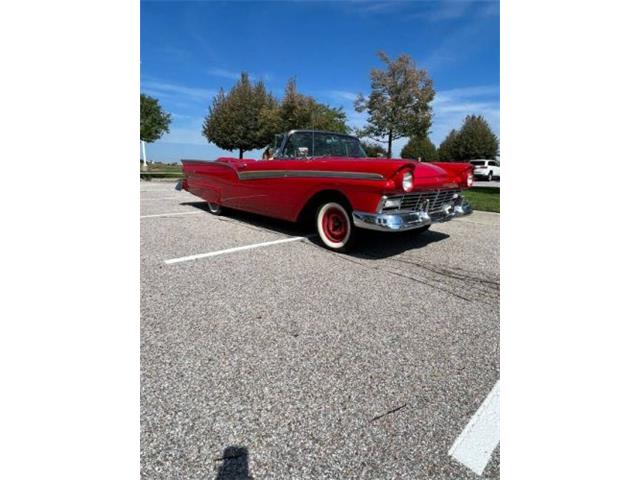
[273,130,366,160]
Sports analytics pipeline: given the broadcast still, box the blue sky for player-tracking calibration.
[141,0,499,162]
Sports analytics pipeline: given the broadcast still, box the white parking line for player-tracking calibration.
[448,380,500,476]
[140,196,185,201]
[454,218,500,226]
[164,236,306,264]
[140,212,201,219]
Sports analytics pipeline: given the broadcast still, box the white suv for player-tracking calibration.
[470,160,500,181]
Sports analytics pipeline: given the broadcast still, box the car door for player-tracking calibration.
[232,157,314,220]
[488,161,499,177]
[236,131,319,219]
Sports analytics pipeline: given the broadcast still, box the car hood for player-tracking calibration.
[309,156,440,175]
[311,157,463,189]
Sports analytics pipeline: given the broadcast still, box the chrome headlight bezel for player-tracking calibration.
[402,171,414,192]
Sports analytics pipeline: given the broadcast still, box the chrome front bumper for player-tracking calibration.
[352,199,473,232]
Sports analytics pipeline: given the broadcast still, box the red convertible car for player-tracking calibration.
[177,130,473,252]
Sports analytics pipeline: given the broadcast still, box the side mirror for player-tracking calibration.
[297,147,309,158]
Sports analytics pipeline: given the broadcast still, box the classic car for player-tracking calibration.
[177,130,474,252]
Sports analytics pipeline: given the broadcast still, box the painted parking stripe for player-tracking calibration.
[140,212,201,219]
[448,380,500,476]
[164,236,306,264]
[140,196,186,201]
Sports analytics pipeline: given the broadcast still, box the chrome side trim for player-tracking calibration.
[223,193,269,202]
[237,170,384,181]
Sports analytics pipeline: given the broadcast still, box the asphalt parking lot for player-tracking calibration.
[140,180,500,479]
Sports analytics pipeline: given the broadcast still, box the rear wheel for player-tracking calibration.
[207,202,223,215]
[316,201,356,252]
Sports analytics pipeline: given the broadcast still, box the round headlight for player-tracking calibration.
[402,171,414,192]
[467,173,474,187]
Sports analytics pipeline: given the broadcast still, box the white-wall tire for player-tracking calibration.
[316,202,355,252]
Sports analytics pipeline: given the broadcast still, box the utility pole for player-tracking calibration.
[141,140,148,170]
[140,58,148,171]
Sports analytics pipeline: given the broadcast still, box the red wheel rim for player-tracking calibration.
[322,207,348,243]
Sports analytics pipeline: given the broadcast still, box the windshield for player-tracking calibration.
[272,133,284,151]
[278,132,367,158]
[470,161,486,166]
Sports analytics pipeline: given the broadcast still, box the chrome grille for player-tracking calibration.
[381,189,460,214]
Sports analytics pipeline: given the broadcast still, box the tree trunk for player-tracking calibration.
[387,130,393,158]
[239,148,244,159]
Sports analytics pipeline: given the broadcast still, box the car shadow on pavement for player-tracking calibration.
[181,202,308,237]
[182,201,449,258]
[214,446,253,480]
[346,229,449,259]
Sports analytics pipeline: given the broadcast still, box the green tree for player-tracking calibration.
[202,73,280,158]
[202,88,236,152]
[455,115,499,160]
[252,80,281,148]
[361,140,386,157]
[140,94,171,142]
[400,135,438,162]
[280,79,349,133]
[355,51,435,158]
[310,103,350,133]
[437,129,460,161]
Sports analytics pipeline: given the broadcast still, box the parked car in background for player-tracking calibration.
[178,130,474,252]
[471,160,500,181]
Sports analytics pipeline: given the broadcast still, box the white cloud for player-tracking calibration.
[423,1,473,22]
[421,12,495,73]
[480,1,500,17]
[438,102,497,114]
[155,115,208,146]
[351,1,401,14]
[345,0,495,22]
[157,127,208,146]
[406,0,499,23]
[324,90,359,102]
[434,85,500,103]
[208,68,242,80]
[141,80,214,101]
[347,109,369,130]
[169,112,194,120]
[430,84,500,145]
